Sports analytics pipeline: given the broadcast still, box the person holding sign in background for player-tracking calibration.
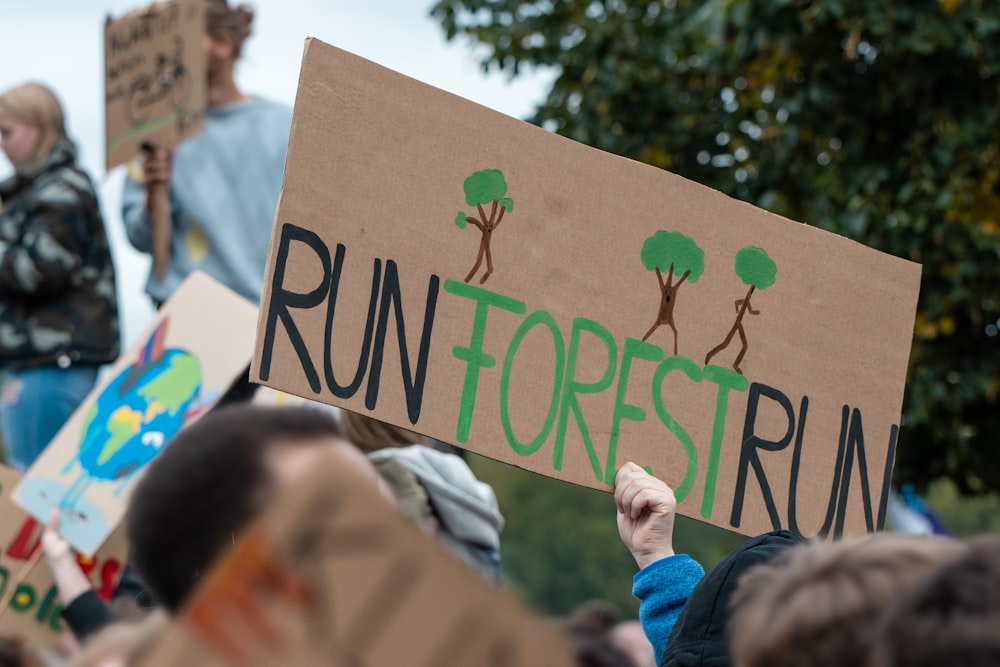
[0,83,120,470]
[123,0,292,308]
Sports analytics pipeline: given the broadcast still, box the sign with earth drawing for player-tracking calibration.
[15,273,258,556]
[252,40,923,539]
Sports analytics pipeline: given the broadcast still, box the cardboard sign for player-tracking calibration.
[250,40,922,539]
[15,273,258,556]
[0,466,128,646]
[138,452,572,667]
[104,0,206,171]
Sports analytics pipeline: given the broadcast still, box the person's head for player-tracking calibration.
[612,621,656,667]
[126,405,378,613]
[204,0,254,80]
[868,535,1000,667]
[0,82,67,170]
[0,636,44,667]
[572,634,638,667]
[339,410,422,454]
[728,534,964,667]
[567,600,623,639]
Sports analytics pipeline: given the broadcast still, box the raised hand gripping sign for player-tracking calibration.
[251,39,922,539]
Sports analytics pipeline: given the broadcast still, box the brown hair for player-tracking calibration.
[205,0,254,59]
[728,534,964,667]
[68,611,169,667]
[868,535,1000,667]
[0,82,68,169]
[339,410,423,454]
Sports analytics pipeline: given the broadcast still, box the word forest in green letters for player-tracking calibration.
[251,39,922,538]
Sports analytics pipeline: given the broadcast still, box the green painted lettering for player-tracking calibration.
[444,280,526,443]
[701,365,750,518]
[605,339,665,484]
[651,356,703,502]
[554,318,617,479]
[499,310,566,456]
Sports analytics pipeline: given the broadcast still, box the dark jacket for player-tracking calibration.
[0,140,119,368]
[660,530,804,667]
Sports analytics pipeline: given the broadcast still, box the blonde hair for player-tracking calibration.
[339,411,423,454]
[0,82,68,168]
[205,0,254,59]
[728,534,964,667]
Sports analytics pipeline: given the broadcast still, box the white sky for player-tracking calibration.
[1,0,553,346]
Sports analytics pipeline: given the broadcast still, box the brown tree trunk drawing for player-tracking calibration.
[641,265,690,355]
[463,201,505,284]
[705,284,757,375]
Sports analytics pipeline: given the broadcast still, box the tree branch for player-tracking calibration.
[466,216,486,232]
[674,269,691,288]
[493,206,506,230]
[490,200,498,225]
[654,268,666,290]
[666,264,675,289]
[477,204,489,228]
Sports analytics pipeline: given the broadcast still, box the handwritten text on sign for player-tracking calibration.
[104,0,206,170]
[251,40,922,538]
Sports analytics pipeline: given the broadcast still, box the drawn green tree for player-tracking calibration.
[705,246,777,375]
[455,169,514,284]
[639,230,705,355]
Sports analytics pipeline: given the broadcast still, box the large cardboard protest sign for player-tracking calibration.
[15,273,258,556]
[104,0,206,171]
[139,453,572,667]
[0,466,128,646]
[251,40,922,539]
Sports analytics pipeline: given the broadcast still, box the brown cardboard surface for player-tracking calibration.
[14,272,258,556]
[104,0,206,170]
[0,466,128,646]
[138,452,573,667]
[251,39,923,538]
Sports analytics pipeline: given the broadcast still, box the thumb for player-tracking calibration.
[46,509,60,533]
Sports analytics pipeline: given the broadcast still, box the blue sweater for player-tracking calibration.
[123,97,292,304]
[633,554,705,660]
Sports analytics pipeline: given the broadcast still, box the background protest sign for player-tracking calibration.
[104,0,206,171]
[139,452,573,667]
[104,0,206,278]
[15,272,258,556]
[0,466,128,646]
[251,39,922,539]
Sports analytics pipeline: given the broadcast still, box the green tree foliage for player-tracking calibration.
[734,246,777,289]
[640,230,705,280]
[432,0,1000,493]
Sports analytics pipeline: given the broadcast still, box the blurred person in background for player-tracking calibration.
[341,411,505,583]
[122,0,292,308]
[0,82,119,470]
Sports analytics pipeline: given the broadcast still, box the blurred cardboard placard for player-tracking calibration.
[251,39,922,538]
[0,465,128,646]
[139,453,572,666]
[15,273,257,556]
[104,0,206,170]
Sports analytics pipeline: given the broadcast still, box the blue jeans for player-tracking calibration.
[1,365,100,471]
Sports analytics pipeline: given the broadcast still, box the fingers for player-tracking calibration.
[142,148,172,183]
[615,463,675,519]
[47,509,60,532]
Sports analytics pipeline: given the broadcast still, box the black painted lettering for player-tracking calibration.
[730,382,794,531]
[833,409,898,537]
[364,261,440,424]
[259,223,331,393]
[323,243,381,399]
[787,401,847,539]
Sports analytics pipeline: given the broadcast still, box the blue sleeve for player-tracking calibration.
[633,554,705,660]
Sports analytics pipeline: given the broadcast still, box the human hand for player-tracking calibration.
[42,510,74,567]
[142,147,172,185]
[615,463,677,570]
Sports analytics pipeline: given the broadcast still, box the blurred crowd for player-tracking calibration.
[0,0,997,665]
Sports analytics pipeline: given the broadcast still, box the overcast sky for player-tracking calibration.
[1,0,553,346]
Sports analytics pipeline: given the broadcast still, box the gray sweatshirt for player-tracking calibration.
[122,96,292,304]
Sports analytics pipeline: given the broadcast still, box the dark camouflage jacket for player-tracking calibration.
[0,140,120,368]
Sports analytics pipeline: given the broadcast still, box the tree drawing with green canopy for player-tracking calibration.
[705,246,777,375]
[639,230,705,355]
[455,168,514,284]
